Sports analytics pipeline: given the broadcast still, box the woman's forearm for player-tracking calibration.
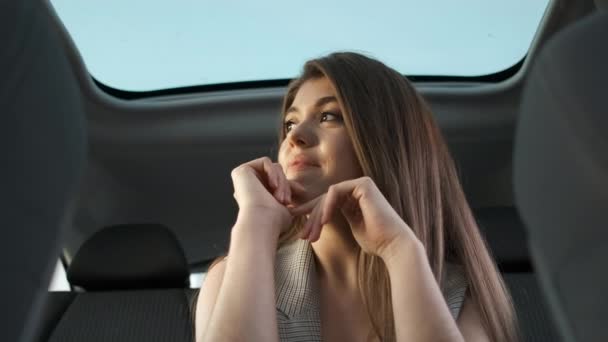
[382,236,464,342]
[203,212,281,342]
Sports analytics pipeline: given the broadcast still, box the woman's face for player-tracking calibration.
[278,77,362,204]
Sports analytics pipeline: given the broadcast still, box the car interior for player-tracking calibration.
[2,0,606,341]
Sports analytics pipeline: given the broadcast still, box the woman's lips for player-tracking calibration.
[288,161,319,171]
[287,155,320,172]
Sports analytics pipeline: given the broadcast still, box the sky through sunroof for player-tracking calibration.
[51,0,550,91]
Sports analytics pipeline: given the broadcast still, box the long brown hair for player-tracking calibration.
[277,52,518,342]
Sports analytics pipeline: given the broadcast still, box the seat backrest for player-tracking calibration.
[503,273,560,342]
[475,207,530,272]
[475,207,560,342]
[67,223,190,291]
[43,289,197,342]
[37,224,197,342]
[514,10,608,342]
[0,1,86,341]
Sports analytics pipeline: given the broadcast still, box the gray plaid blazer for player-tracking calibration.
[275,239,468,342]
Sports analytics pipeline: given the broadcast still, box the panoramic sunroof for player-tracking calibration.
[52,0,549,92]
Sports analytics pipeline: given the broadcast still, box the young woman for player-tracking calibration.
[195,52,518,342]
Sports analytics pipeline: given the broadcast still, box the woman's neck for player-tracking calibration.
[311,213,360,291]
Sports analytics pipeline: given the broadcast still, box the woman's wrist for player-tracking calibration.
[232,207,288,242]
[229,222,279,261]
[379,231,425,270]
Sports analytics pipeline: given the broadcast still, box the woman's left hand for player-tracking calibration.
[290,177,418,259]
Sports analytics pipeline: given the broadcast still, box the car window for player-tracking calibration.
[189,272,207,288]
[51,0,549,91]
[48,260,70,291]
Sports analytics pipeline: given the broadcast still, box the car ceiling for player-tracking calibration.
[45,0,598,267]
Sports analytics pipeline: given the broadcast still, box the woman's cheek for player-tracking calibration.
[332,139,362,181]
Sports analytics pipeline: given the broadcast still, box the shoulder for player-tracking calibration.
[194,257,227,342]
[441,262,468,319]
[457,292,491,341]
[201,256,228,291]
[196,257,227,307]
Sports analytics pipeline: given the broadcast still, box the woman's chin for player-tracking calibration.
[287,175,328,204]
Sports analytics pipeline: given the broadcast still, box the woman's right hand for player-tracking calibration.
[230,157,305,238]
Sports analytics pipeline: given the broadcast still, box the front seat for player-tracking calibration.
[514,9,608,342]
[40,224,196,342]
[0,1,86,342]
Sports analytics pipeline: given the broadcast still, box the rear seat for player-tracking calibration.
[37,224,198,342]
[475,207,559,342]
[38,211,557,342]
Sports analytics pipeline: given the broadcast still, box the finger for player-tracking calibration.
[261,157,278,189]
[300,212,312,239]
[290,195,322,216]
[299,197,320,239]
[309,198,326,242]
[270,164,283,203]
[321,184,348,225]
[286,183,292,205]
[322,177,373,223]
[242,156,271,171]
[288,180,307,197]
[274,164,289,204]
[280,169,292,204]
[244,157,275,186]
[302,200,322,240]
[272,188,283,204]
[300,208,313,239]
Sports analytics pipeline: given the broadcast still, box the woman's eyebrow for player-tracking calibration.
[315,96,338,108]
[285,96,338,115]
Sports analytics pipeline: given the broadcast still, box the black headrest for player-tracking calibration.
[68,224,190,291]
[514,11,608,342]
[474,207,530,272]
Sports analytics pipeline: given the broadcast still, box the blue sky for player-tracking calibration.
[51,0,549,91]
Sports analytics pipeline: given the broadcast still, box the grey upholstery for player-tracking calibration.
[47,289,196,342]
[475,208,560,342]
[39,288,198,342]
[475,207,530,272]
[504,273,560,342]
[34,293,76,342]
[514,10,608,342]
[40,224,196,342]
[0,1,86,341]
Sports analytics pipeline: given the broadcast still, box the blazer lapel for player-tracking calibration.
[275,239,322,340]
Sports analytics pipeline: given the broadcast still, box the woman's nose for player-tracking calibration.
[288,121,316,148]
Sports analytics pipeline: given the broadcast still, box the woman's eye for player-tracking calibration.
[320,112,342,122]
[284,120,295,133]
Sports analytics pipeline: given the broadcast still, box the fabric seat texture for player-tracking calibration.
[38,224,197,342]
